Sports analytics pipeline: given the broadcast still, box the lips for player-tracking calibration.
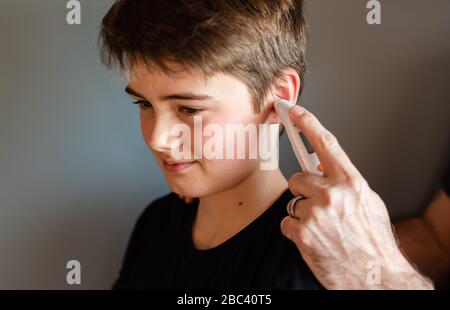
[162,159,196,172]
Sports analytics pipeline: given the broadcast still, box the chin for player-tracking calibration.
[170,178,235,199]
[166,180,208,198]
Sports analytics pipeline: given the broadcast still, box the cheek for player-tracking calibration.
[200,113,261,160]
[205,157,257,173]
[139,113,151,143]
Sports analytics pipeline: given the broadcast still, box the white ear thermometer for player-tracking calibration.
[274,97,323,176]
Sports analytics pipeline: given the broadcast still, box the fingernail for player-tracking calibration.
[292,105,304,117]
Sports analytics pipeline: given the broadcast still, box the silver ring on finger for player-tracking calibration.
[287,196,305,219]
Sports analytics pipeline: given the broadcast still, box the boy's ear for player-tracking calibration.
[262,68,301,126]
[272,68,301,104]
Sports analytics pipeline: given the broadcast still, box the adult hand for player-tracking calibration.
[280,105,433,289]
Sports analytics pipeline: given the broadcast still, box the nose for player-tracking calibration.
[143,113,181,153]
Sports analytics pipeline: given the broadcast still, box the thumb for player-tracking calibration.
[288,105,306,127]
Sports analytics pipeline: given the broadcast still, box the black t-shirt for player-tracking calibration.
[112,189,323,289]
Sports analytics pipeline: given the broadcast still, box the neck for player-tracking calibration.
[192,167,288,250]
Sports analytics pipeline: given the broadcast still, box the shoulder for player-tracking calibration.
[118,192,189,258]
[112,192,185,289]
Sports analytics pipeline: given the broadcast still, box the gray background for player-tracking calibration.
[0,0,449,289]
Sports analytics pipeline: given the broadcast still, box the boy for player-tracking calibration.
[99,0,322,289]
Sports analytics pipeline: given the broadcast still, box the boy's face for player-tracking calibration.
[127,63,276,198]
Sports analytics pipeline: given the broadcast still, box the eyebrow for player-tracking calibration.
[124,86,213,101]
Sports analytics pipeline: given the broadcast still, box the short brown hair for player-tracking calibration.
[99,0,307,112]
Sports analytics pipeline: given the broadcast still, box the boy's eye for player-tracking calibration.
[179,106,203,115]
[133,100,152,110]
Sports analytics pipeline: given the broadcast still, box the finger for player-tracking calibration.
[288,172,328,198]
[280,216,304,244]
[289,105,360,178]
[287,195,314,220]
